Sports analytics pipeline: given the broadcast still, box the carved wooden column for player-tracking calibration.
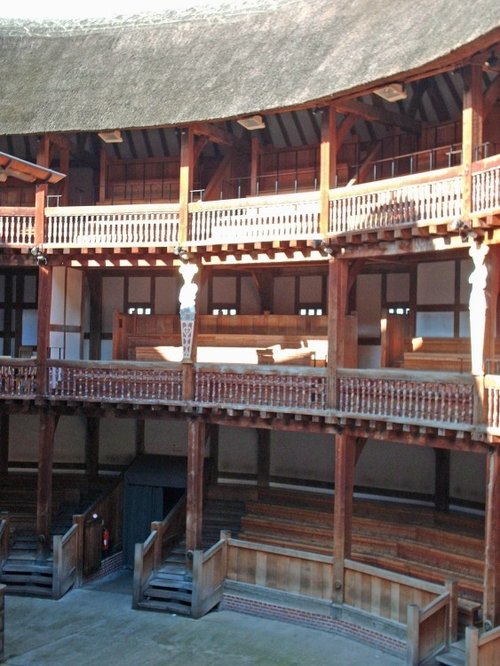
[179,261,200,400]
[468,242,489,426]
[333,432,356,604]
[483,447,500,627]
[186,418,205,553]
[327,256,349,408]
[36,411,58,552]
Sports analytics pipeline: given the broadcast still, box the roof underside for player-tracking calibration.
[0,0,498,136]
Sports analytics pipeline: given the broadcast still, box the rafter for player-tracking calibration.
[336,99,421,133]
[192,122,238,147]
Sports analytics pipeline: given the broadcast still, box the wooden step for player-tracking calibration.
[2,584,53,598]
[145,586,192,602]
[137,599,191,615]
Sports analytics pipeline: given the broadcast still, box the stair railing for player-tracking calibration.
[0,513,10,566]
[191,530,230,619]
[466,624,500,665]
[72,478,124,584]
[52,523,78,599]
[132,493,187,608]
[406,580,458,666]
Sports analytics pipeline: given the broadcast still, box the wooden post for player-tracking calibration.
[85,417,100,480]
[327,256,349,408]
[462,65,483,221]
[36,411,57,552]
[406,603,420,666]
[186,418,205,553]
[135,419,145,457]
[257,428,271,488]
[37,265,52,396]
[320,104,337,236]
[35,135,50,245]
[59,146,70,206]
[483,447,500,627]
[434,448,450,513]
[333,432,356,604]
[99,146,108,203]
[178,128,194,245]
[465,626,479,666]
[250,135,261,196]
[445,579,458,642]
[0,414,9,478]
[87,272,102,361]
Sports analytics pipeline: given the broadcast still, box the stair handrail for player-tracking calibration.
[150,493,186,568]
[406,580,458,666]
[132,493,187,608]
[52,523,78,599]
[0,513,10,566]
[191,529,230,619]
[466,624,500,664]
[72,477,124,584]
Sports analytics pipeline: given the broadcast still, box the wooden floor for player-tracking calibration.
[234,487,484,604]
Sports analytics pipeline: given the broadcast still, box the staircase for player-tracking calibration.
[435,639,466,665]
[0,529,53,597]
[137,498,244,615]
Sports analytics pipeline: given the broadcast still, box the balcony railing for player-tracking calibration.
[0,359,483,431]
[188,191,320,245]
[0,155,498,251]
[329,166,462,236]
[44,203,180,249]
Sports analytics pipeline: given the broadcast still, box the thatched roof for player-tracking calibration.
[0,0,498,136]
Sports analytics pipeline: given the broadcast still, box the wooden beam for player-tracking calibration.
[178,128,195,245]
[36,412,58,550]
[186,418,205,553]
[203,152,232,201]
[336,99,421,133]
[36,266,52,397]
[257,428,271,488]
[462,65,483,220]
[333,432,356,604]
[320,105,336,235]
[483,73,500,120]
[327,256,349,408]
[434,448,450,512]
[483,447,500,627]
[193,136,209,164]
[85,417,100,480]
[250,135,261,196]
[0,414,9,478]
[336,114,357,153]
[192,122,237,147]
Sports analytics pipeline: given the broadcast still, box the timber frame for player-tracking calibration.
[0,3,500,661]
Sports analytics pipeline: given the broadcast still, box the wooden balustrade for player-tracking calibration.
[0,359,37,398]
[485,374,500,432]
[44,203,180,248]
[472,153,500,217]
[73,479,124,582]
[47,360,183,403]
[52,523,78,599]
[191,530,230,618]
[337,369,474,428]
[345,559,452,628]
[226,538,334,599]
[133,494,186,608]
[0,583,4,662]
[0,514,9,565]
[151,493,186,568]
[188,191,320,245]
[133,530,157,609]
[0,207,35,246]
[407,583,457,666]
[194,363,328,411]
[465,624,500,665]
[329,166,462,236]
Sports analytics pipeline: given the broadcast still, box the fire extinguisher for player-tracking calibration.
[102,526,110,553]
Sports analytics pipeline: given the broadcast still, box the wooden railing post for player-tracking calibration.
[191,548,203,618]
[73,514,85,586]
[465,626,479,666]
[36,411,57,552]
[445,579,458,642]
[406,603,420,666]
[132,542,144,609]
[483,446,500,628]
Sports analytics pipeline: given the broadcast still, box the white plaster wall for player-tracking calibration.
[270,431,334,483]
[128,276,151,302]
[65,269,83,326]
[218,426,257,474]
[145,420,188,456]
[415,312,454,337]
[357,274,381,336]
[102,277,124,332]
[299,275,322,302]
[53,416,85,464]
[155,276,178,314]
[51,267,66,325]
[9,414,38,462]
[386,272,409,302]
[355,439,435,495]
[417,261,454,304]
